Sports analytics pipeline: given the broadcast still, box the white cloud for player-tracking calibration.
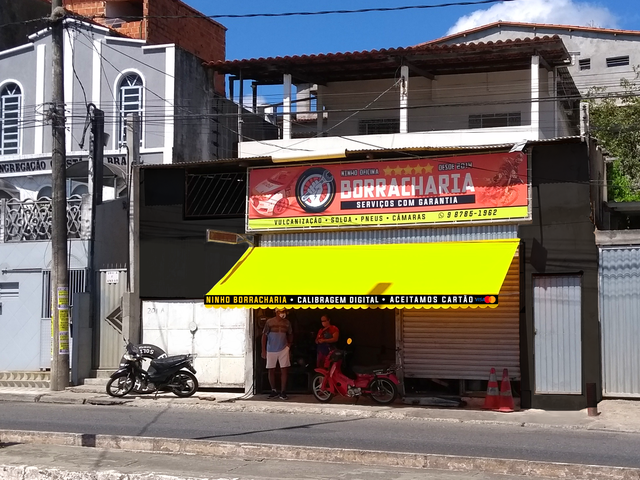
[447,0,619,36]
[242,94,270,109]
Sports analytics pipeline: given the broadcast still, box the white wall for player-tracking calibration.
[142,300,250,389]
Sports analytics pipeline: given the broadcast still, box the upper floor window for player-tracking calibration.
[0,83,22,155]
[606,56,630,68]
[469,112,521,129]
[118,74,143,148]
[579,59,591,71]
[358,118,399,135]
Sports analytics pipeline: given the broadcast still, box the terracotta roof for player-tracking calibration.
[422,21,640,46]
[206,35,570,85]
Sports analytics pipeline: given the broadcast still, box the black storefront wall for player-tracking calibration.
[518,143,599,410]
[139,167,249,299]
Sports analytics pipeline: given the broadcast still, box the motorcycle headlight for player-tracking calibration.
[123,353,135,361]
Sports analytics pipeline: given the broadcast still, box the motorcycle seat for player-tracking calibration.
[151,355,189,369]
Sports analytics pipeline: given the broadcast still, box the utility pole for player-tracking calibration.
[50,0,69,391]
[123,113,141,344]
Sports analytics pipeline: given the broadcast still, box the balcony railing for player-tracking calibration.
[2,195,85,242]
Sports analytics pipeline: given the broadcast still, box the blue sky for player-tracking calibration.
[186,0,640,60]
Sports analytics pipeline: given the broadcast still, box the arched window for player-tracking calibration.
[0,83,22,155]
[71,184,89,197]
[117,74,143,148]
[37,186,52,200]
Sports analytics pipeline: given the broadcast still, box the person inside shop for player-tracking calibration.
[261,307,293,400]
[315,314,340,367]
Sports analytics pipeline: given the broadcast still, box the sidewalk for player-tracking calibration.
[0,442,560,480]
[1,384,640,434]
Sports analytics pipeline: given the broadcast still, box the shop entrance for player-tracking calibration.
[253,308,396,394]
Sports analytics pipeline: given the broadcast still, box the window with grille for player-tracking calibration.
[0,83,21,155]
[117,74,143,148]
[358,118,399,135]
[579,59,591,71]
[606,56,630,68]
[468,112,521,129]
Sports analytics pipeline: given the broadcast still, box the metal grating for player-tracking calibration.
[185,172,246,218]
[41,269,87,319]
[260,224,518,246]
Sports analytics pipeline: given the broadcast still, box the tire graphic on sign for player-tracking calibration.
[295,167,336,213]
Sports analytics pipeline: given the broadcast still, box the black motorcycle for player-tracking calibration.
[106,342,198,398]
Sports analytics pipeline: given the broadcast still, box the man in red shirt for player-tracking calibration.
[315,314,339,368]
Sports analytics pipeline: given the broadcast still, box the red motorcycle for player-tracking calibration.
[311,339,400,405]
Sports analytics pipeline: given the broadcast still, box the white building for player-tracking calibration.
[424,22,640,96]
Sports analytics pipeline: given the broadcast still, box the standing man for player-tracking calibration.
[315,314,339,368]
[262,308,293,399]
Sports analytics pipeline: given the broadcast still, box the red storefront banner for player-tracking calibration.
[246,152,529,231]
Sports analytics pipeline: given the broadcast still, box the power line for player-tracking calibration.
[99,0,517,21]
[0,0,516,30]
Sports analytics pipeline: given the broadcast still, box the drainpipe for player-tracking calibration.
[400,65,409,134]
[238,71,243,144]
[531,55,540,139]
[283,73,292,140]
[316,86,323,136]
[550,67,558,137]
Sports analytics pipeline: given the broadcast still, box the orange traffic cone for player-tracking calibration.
[498,368,515,412]
[483,367,500,410]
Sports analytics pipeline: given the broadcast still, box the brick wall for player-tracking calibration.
[146,0,225,93]
[63,0,226,94]
[63,0,106,19]
[114,21,144,39]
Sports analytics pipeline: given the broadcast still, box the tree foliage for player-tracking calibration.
[587,69,640,202]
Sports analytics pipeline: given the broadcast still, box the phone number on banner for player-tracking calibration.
[247,206,529,230]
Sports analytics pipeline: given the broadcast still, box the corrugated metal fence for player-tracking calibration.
[533,275,582,394]
[93,269,128,370]
[600,247,640,398]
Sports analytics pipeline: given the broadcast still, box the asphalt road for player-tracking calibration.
[1,401,639,468]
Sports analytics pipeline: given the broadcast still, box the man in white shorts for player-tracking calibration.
[261,308,293,399]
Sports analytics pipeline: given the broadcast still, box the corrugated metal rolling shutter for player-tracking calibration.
[401,252,520,380]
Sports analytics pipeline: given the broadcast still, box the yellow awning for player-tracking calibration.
[205,239,519,309]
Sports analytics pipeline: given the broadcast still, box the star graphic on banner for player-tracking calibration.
[383,166,394,176]
[402,165,413,175]
[424,163,434,173]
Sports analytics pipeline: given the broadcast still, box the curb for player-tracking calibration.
[2,428,640,480]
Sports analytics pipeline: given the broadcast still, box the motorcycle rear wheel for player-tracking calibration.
[311,373,334,403]
[170,371,198,397]
[368,377,397,405]
[106,372,134,397]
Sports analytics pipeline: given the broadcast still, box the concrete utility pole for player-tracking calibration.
[50,0,69,391]
[123,113,141,344]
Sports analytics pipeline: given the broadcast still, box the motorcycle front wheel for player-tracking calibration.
[106,372,134,397]
[368,378,397,405]
[311,373,334,403]
[170,371,198,397]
